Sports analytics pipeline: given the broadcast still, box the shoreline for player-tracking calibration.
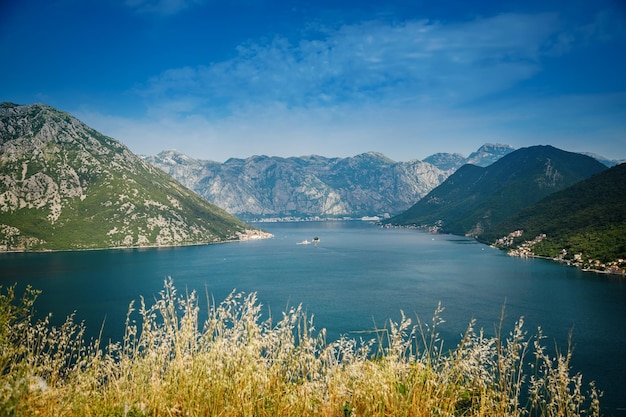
[380,223,626,277]
[511,253,626,276]
[0,229,274,255]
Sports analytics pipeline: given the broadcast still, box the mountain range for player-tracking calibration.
[2,102,622,271]
[388,145,608,234]
[0,103,266,251]
[143,144,515,220]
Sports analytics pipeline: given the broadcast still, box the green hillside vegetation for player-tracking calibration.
[388,163,489,232]
[0,103,262,251]
[1,281,601,416]
[482,163,626,270]
[387,146,607,236]
[0,167,252,250]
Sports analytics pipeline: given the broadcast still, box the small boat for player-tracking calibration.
[296,240,311,245]
[312,237,320,244]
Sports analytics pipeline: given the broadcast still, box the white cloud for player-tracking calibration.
[138,12,562,113]
[78,10,625,162]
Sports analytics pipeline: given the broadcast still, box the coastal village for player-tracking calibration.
[496,230,626,275]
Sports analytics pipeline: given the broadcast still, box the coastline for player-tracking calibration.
[0,229,274,254]
[380,223,626,277]
[509,252,626,276]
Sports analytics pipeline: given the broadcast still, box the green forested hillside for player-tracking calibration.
[387,145,607,235]
[482,163,626,271]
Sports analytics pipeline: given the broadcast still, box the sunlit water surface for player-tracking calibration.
[2,221,625,414]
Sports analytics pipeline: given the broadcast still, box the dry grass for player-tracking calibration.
[1,279,601,416]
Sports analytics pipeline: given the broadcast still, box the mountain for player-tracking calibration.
[0,103,266,251]
[144,151,452,220]
[423,143,515,170]
[580,152,625,167]
[482,163,626,273]
[465,143,516,166]
[422,152,466,171]
[386,145,608,236]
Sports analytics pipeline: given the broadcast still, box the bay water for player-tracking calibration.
[1,221,625,414]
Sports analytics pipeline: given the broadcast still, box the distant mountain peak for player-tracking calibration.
[475,143,514,151]
[465,143,516,166]
[154,149,201,165]
[424,143,515,170]
[361,151,393,160]
[580,151,623,167]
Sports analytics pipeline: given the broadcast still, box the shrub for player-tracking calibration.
[0,280,601,416]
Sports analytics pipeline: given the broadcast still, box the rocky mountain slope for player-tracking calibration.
[423,143,515,170]
[386,145,608,236]
[0,103,265,251]
[143,144,514,220]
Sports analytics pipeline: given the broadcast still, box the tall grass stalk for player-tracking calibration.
[0,280,601,416]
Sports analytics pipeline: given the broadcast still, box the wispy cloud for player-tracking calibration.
[137,12,562,115]
[77,9,625,161]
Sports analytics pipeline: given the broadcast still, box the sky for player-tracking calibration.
[1,0,625,162]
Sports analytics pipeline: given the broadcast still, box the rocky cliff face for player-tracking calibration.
[146,151,438,219]
[0,103,264,251]
[423,143,515,170]
[144,145,515,220]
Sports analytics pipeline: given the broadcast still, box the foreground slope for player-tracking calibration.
[483,163,626,273]
[387,145,608,235]
[0,103,264,251]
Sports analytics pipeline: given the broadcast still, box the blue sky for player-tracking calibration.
[1,0,625,162]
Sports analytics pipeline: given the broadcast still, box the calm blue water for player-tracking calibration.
[1,221,625,414]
